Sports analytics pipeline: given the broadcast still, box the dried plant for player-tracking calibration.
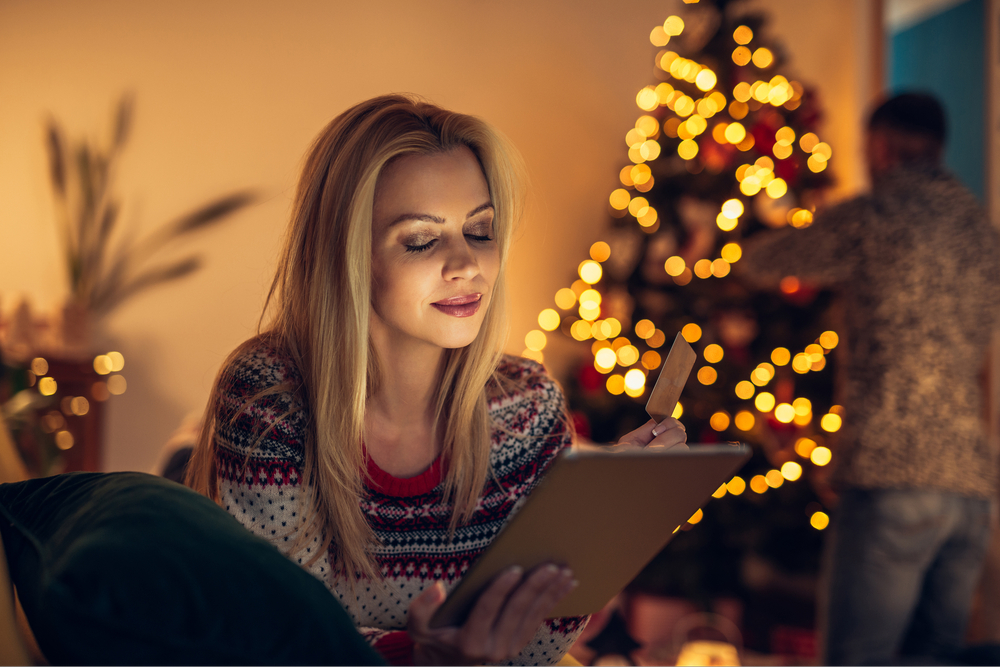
[45,94,257,316]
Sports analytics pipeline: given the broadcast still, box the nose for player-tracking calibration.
[441,236,479,281]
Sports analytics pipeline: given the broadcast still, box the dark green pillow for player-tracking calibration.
[0,472,383,666]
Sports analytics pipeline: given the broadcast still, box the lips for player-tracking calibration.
[432,293,483,318]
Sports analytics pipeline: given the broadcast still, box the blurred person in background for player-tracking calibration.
[741,92,1000,665]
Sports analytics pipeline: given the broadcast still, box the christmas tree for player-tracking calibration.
[524,0,841,649]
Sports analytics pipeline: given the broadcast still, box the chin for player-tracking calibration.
[433,325,485,350]
[435,334,481,350]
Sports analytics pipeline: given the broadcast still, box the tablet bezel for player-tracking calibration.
[429,442,751,628]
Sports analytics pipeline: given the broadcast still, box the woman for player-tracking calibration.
[186,94,686,665]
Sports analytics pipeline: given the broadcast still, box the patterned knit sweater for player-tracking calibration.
[212,340,588,665]
[742,164,1000,498]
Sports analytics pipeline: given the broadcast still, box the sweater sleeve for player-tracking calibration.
[740,196,870,287]
[212,344,336,584]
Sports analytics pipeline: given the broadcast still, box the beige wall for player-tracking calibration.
[0,0,874,472]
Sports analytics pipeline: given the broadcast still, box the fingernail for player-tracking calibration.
[544,564,560,575]
[651,425,661,437]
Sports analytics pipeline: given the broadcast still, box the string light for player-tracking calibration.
[681,323,702,343]
[38,377,58,396]
[811,446,833,466]
[734,410,755,430]
[733,25,753,45]
[30,357,49,375]
[538,309,561,331]
[795,437,817,458]
[781,461,803,481]
[755,391,775,412]
[727,476,746,495]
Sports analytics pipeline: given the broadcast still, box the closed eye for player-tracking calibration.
[405,239,437,253]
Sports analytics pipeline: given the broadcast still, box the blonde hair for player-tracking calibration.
[186,94,526,581]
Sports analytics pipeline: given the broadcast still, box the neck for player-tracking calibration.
[365,326,447,478]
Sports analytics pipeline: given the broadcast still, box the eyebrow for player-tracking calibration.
[387,202,494,228]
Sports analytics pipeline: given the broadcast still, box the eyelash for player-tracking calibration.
[405,233,494,254]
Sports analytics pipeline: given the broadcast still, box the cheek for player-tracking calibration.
[481,249,501,292]
[372,257,427,315]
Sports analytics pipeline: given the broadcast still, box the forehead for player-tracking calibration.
[373,146,490,219]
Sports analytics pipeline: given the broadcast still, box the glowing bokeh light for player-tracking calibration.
[697,366,718,385]
[771,347,791,366]
[821,413,842,432]
[727,476,746,495]
[579,260,603,284]
[811,446,832,466]
[624,368,646,391]
[682,323,702,343]
[31,357,49,376]
[664,256,686,277]
[734,410,755,431]
[525,330,547,351]
[555,288,577,310]
[38,377,58,396]
[781,461,803,481]
[795,437,817,458]
[820,331,840,349]
[721,243,742,263]
[710,411,730,431]
[752,47,774,68]
[590,241,611,262]
[704,344,724,363]
[664,15,685,36]
[811,511,830,530]
[755,391,776,412]
[735,381,755,400]
[538,309,561,332]
[94,355,113,375]
[774,403,795,423]
[724,122,746,144]
[107,375,127,396]
[692,259,712,279]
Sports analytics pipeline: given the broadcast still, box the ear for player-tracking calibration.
[865,130,893,176]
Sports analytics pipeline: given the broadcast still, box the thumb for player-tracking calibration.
[408,581,446,631]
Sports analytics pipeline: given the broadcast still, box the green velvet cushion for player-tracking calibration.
[0,472,383,666]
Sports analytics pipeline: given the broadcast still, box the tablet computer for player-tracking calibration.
[430,442,751,628]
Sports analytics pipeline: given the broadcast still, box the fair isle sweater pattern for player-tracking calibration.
[213,342,588,666]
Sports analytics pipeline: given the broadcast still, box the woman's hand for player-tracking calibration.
[407,564,576,665]
[612,417,688,451]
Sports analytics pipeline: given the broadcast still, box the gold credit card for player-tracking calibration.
[645,333,697,422]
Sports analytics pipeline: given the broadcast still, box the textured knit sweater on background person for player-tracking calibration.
[742,163,1000,499]
[212,340,589,666]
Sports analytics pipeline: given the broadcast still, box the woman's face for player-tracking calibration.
[370,146,499,355]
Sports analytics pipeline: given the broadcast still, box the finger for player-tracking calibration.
[649,428,689,450]
[508,568,577,655]
[407,581,447,636]
[651,417,685,438]
[489,564,561,656]
[459,566,523,656]
[616,419,657,447]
